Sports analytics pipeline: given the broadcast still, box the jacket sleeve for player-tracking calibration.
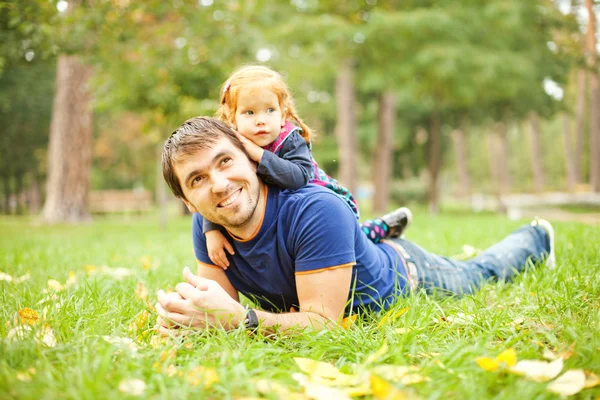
[202,218,222,233]
[257,132,313,190]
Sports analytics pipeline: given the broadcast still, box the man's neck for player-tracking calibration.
[226,181,267,241]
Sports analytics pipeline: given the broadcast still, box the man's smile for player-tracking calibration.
[218,188,242,208]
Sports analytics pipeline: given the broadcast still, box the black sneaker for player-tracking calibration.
[381,207,413,238]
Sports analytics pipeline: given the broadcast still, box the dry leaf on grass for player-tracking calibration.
[17,308,40,325]
[0,272,31,284]
[118,378,147,396]
[372,365,428,385]
[508,358,563,382]
[476,348,517,372]
[185,366,219,388]
[255,379,307,399]
[341,314,357,329]
[46,279,64,291]
[547,369,586,396]
[135,282,149,302]
[294,358,353,384]
[293,373,351,400]
[365,341,390,365]
[377,308,409,328]
[370,375,408,400]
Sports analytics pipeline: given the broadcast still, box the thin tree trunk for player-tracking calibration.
[528,112,545,193]
[487,132,500,194]
[14,170,24,215]
[562,113,577,191]
[42,55,93,223]
[28,171,42,214]
[372,91,394,214]
[2,174,10,214]
[334,58,357,195]
[451,128,470,197]
[574,68,587,182]
[497,118,511,194]
[586,0,600,191]
[428,110,441,214]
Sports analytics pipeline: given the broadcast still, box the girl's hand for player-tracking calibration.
[234,132,265,163]
[205,230,234,269]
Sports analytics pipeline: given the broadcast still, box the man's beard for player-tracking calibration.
[207,183,260,229]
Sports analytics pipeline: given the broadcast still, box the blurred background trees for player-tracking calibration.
[1,0,598,222]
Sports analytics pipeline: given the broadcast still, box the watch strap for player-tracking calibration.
[244,306,259,331]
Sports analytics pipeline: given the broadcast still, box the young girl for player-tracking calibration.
[204,65,412,269]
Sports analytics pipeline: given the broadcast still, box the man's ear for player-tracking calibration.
[181,199,197,213]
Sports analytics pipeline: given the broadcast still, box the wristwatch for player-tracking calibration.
[243,306,259,331]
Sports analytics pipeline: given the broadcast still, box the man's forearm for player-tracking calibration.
[253,309,336,333]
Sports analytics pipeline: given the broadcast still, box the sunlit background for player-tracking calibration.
[1,0,599,224]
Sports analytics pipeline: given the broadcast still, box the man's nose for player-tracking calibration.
[210,171,229,193]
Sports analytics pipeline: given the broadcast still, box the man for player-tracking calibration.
[155,117,555,334]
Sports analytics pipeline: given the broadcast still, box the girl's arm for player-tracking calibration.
[257,132,313,190]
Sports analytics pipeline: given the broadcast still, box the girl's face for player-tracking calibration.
[234,86,286,147]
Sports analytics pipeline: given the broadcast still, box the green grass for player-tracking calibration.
[1,212,599,399]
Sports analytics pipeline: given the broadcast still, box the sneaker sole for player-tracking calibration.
[531,218,556,269]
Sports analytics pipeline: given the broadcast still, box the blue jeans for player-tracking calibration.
[390,225,551,296]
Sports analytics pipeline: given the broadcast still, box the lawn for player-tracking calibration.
[1,211,599,399]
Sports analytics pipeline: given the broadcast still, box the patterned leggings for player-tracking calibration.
[360,218,390,243]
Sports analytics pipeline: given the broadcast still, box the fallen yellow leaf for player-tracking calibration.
[0,272,13,282]
[118,378,147,396]
[509,358,563,382]
[292,372,351,400]
[370,374,406,400]
[496,348,517,367]
[372,365,420,382]
[341,314,357,329]
[377,308,409,328]
[159,348,177,363]
[365,341,390,365]
[47,279,64,291]
[185,366,219,388]
[584,371,600,389]
[294,358,352,383]
[547,369,586,396]
[7,325,33,341]
[18,308,40,325]
[16,371,33,382]
[37,324,57,347]
[135,282,149,301]
[66,271,77,287]
[476,357,500,372]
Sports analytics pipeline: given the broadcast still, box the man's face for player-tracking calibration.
[234,86,286,147]
[175,136,261,229]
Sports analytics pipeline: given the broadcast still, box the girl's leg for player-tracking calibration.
[392,223,552,296]
[361,207,412,243]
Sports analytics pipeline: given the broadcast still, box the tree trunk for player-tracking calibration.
[574,68,587,182]
[42,55,93,223]
[487,132,500,194]
[28,171,42,214]
[372,91,394,214]
[528,112,545,193]
[496,119,512,194]
[562,113,577,191]
[586,0,600,191]
[334,58,357,195]
[427,110,441,214]
[2,174,10,214]
[451,126,470,197]
[14,170,24,215]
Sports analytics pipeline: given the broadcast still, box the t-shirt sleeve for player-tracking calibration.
[257,132,313,190]
[290,193,357,275]
[192,212,218,266]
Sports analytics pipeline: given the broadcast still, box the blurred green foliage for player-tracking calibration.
[0,0,589,207]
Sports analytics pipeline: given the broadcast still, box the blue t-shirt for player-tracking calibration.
[192,184,409,314]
